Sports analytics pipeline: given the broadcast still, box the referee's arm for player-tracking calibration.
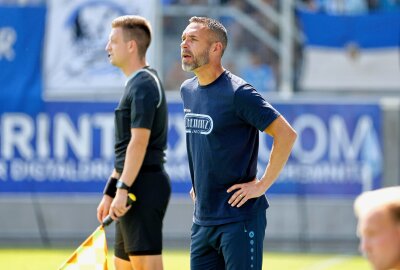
[119,128,150,187]
[110,128,150,219]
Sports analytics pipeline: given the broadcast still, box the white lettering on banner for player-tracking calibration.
[330,115,373,161]
[256,113,381,186]
[292,114,327,164]
[166,114,187,160]
[37,114,50,159]
[0,160,6,181]
[92,114,114,159]
[0,109,381,187]
[165,114,191,182]
[2,114,34,159]
[165,163,191,182]
[10,159,113,182]
[54,114,91,160]
[278,162,363,183]
[361,163,374,191]
[0,113,114,161]
[0,27,16,61]
[290,114,380,164]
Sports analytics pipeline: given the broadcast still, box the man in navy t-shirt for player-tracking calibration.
[180,16,297,270]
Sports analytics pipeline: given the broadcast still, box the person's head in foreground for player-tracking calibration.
[354,186,400,270]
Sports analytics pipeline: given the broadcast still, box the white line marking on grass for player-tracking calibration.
[302,256,352,270]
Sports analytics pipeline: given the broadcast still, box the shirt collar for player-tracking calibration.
[125,70,140,87]
[124,66,150,87]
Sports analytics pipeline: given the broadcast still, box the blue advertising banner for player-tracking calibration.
[0,6,46,113]
[0,101,382,196]
[168,101,382,196]
[263,102,382,196]
[0,102,116,193]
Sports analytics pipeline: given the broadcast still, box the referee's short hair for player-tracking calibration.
[112,15,152,59]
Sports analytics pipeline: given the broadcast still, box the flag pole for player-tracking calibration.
[58,193,136,270]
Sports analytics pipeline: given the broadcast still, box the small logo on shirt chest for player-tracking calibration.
[184,113,213,135]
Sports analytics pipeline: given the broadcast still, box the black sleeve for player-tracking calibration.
[129,76,159,129]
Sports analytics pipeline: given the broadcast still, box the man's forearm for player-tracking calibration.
[259,131,296,192]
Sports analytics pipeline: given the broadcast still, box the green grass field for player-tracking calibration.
[0,248,370,270]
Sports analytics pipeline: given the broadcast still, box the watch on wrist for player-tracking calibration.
[116,180,130,190]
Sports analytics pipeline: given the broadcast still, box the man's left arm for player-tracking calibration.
[228,115,297,207]
[109,128,150,219]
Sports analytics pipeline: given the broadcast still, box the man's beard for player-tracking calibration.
[182,47,210,72]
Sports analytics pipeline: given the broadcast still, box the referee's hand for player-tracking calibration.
[110,189,132,220]
[97,195,112,224]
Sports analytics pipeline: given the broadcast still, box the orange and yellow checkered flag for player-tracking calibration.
[58,225,108,270]
[58,194,136,270]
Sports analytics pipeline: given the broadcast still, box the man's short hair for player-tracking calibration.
[354,186,400,223]
[112,15,152,59]
[189,16,228,56]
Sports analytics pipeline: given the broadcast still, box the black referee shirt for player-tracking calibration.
[114,67,168,173]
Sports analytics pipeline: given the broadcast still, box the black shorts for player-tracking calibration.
[114,166,171,260]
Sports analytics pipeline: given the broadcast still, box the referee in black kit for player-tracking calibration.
[96,15,171,270]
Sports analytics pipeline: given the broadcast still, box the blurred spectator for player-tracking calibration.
[163,0,210,4]
[379,0,400,10]
[354,187,400,270]
[162,0,179,4]
[299,0,400,12]
[0,0,45,4]
[162,0,280,93]
[240,51,276,94]
[368,0,400,11]
[298,0,321,11]
[165,60,191,90]
[321,0,368,14]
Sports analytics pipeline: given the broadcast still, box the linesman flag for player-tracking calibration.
[59,225,108,270]
[59,193,136,270]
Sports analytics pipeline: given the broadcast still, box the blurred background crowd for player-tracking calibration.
[1,0,399,95]
[160,0,399,94]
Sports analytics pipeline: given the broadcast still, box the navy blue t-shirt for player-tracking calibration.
[180,71,280,226]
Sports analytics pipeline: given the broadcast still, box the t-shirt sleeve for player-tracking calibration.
[234,85,280,131]
[129,79,158,129]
